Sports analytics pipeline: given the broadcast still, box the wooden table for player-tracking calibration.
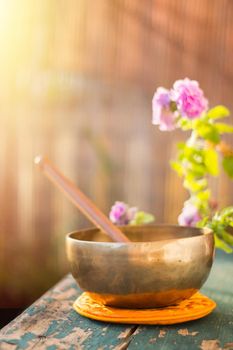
[1,251,233,350]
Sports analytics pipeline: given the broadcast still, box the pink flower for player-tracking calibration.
[109,201,137,225]
[178,202,201,227]
[172,78,208,119]
[152,87,176,131]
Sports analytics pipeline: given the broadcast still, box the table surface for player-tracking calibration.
[0,251,233,350]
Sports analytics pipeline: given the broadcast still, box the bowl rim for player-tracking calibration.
[66,224,213,245]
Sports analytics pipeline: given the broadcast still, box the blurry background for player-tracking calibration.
[0,0,233,313]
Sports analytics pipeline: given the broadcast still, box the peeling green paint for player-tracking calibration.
[1,332,37,349]
[27,304,46,316]
[45,321,60,337]
[46,345,57,350]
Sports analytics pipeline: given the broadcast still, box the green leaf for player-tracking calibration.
[188,162,206,177]
[178,118,193,131]
[214,234,233,253]
[196,216,210,228]
[183,177,207,192]
[222,156,233,178]
[204,148,219,176]
[170,161,183,177]
[196,189,211,201]
[215,123,233,134]
[130,211,155,225]
[219,206,233,219]
[214,207,233,228]
[177,142,186,150]
[207,105,230,119]
[221,230,233,247]
[196,123,220,143]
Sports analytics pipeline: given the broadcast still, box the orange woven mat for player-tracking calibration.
[73,292,216,325]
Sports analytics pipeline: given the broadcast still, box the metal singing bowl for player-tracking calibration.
[66,225,214,308]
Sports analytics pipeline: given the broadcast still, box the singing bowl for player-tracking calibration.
[66,225,214,308]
